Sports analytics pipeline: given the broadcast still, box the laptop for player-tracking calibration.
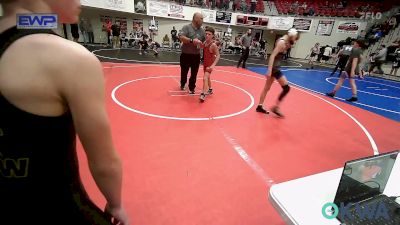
[333,150,400,225]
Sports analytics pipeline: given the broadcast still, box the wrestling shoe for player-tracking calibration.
[326,92,335,97]
[189,90,196,95]
[256,105,269,114]
[272,106,284,118]
[199,93,206,102]
[207,88,213,95]
[346,97,358,102]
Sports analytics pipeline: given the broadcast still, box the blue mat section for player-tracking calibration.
[248,67,400,122]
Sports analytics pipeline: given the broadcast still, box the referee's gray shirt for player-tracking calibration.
[179,24,205,55]
[241,34,252,48]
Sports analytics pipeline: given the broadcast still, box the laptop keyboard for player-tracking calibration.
[341,195,400,225]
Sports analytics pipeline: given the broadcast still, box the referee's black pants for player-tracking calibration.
[237,47,250,68]
[180,53,201,91]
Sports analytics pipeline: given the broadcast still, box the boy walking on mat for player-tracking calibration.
[200,26,220,102]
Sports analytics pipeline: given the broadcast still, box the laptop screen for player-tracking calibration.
[334,150,399,206]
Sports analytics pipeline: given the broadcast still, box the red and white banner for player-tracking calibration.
[337,21,361,34]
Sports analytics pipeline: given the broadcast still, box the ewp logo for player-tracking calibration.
[322,202,390,221]
[17,14,58,29]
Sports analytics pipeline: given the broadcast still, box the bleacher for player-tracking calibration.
[273,0,386,17]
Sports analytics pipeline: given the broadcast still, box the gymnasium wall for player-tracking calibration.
[0,2,367,59]
[55,7,369,59]
[290,20,367,59]
[77,7,250,44]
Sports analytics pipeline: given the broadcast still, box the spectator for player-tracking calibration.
[395,9,400,28]
[138,35,149,55]
[342,0,347,8]
[171,26,178,43]
[87,19,94,44]
[388,17,397,30]
[241,0,247,13]
[292,0,299,8]
[308,7,315,16]
[111,22,121,48]
[322,45,332,63]
[250,0,256,13]
[369,45,387,74]
[163,34,170,47]
[308,43,320,69]
[148,39,161,56]
[371,29,383,44]
[337,1,343,9]
[225,0,230,10]
[119,32,126,48]
[259,39,266,50]
[70,24,79,42]
[361,53,373,76]
[128,32,135,46]
[393,39,400,48]
[390,48,400,76]
[357,30,366,39]
[79,18,87,44]
[382,21,391,35]
[233,0,240,11]
[106,20,112,46]
[229,0,233,10]
[302,2,307,10]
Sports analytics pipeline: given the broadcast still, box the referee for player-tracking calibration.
[179,13,205,94]
[237,29,252,69]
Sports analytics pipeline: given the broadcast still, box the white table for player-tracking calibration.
[269,158,400,225]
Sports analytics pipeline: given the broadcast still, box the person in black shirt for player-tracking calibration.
[390,48,400,76]
[138,35,149,55]
[171,26,178,49]
[0,0,129,224]
[111,22,121,48]
[70,23,79,42]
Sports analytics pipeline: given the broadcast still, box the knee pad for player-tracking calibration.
[278,84,290,101]
[282,84,290,94]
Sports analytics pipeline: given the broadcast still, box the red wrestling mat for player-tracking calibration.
[76,63,400,225]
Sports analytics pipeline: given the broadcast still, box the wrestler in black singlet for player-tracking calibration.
[271,37,290,80]
[0,27,111,225]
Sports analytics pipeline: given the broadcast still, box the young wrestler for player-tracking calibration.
[256,28,300,117]
[199,26,220,102]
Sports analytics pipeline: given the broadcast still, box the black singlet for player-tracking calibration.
[0,26,111,225]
